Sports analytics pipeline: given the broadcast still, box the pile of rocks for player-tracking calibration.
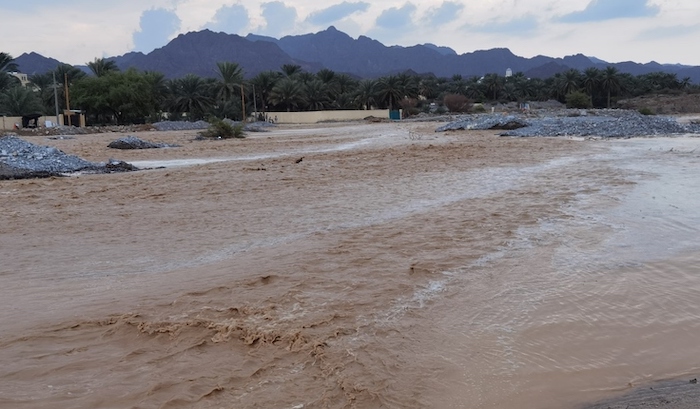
[108,136,180,149]
[152,120,210,131]
[436,110,700,137]
[0,135,137,179]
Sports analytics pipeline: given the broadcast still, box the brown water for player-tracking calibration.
[1,125,699,408]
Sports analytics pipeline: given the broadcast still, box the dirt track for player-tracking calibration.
[1,122,699,409]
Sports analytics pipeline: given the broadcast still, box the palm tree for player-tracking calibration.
[280,64,302,77]
[419,77,439,100]
[582,67,601,107]
[170,74,213,120]
[270,77,305,112]
[303,80,330,111]
[601,66,622,108]
[397,72,419,99]
[482,73,504,101]
[0,72,20,93]
[316,68,336,84]
[0,52,18,72]
[87,58,119,77]
[354,79,377,110]
[55,63,86,85]
[251,70,280,118]
[0,86,43,115]
[214,61,244,102]
[334,73,357,95]
[143,71,169,120]
[376,75,403,110]
[465,76,483,100]
[29,72,57,113]
[680,77,691,90]
[557,69,581,97]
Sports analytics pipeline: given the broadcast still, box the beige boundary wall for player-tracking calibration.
[1,116,60,131]
[0,114,85,131]
[263,109,396,124]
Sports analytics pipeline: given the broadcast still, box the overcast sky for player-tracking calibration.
[3,0,699,67]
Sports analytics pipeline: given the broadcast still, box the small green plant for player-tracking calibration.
[472,104,486,113]
[638,107,655,116]
[565,91,592,109]
[200,118,245,139]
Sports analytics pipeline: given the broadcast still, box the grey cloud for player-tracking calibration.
[637,24,700,40]
[306,2,370,25]
[376,3,417,29]
[206,4,250,33]
[465,15,538,34]
[260,1,298,36]
[426,1,464,26]
[132,8,181,53]
[559,0,659,23]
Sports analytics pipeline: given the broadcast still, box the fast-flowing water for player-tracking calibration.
[1,128,699,409]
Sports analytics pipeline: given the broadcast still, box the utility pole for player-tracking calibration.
[240,83,245,122]
[52,71,59,125]
[64,73,71,126]
[252,85,257,121]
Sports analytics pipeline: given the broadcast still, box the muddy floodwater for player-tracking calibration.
[1,123,699,409]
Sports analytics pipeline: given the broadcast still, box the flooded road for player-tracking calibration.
[1,124,699,408]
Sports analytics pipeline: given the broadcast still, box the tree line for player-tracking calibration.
[0,51,698,125]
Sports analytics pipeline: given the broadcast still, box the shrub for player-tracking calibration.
[443,94,472,113]
[638,107,655,115]
[399,97,420,118]
[200,118,245,139]
[565,91,592,109]
[472,104,486,113]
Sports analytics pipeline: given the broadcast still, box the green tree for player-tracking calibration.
[376,75,403,110]
[169,74,213,120]
[0,52,18,72]
[601,66,622,108]
[0,86,43,115]
[0,72,20,93]
[87,58,119,77]
[270,77,305,112]
[72,69,158,124]
[582,67,601,107]
[565,91,592,109]
[251,70,280,117]
[280,64,302,77]
[214,61,244,102]
[303,80,330,110]
[29,72,57,114]
[556,69,581,99]
[482,73,504,101]
[354,79,377,110]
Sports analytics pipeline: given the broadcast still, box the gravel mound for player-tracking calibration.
[0,135,137,180]
[436,110,700,137]
[108,136,180,149]
[152,120,210,131]
[152,120,275,133]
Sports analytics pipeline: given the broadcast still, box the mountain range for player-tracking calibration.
[12,26,700,83]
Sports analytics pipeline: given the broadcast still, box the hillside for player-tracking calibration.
[11,27,700,83]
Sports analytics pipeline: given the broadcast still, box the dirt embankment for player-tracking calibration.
[617,93,700,115]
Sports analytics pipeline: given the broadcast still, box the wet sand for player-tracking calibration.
[1,122,699,408]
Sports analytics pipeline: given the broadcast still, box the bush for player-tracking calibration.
[472,104,486,113]
[199,118,245,139]
[443,94,472,113]
[638,107,655,115]
[565,91,592,109]
[399,97,420,118]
